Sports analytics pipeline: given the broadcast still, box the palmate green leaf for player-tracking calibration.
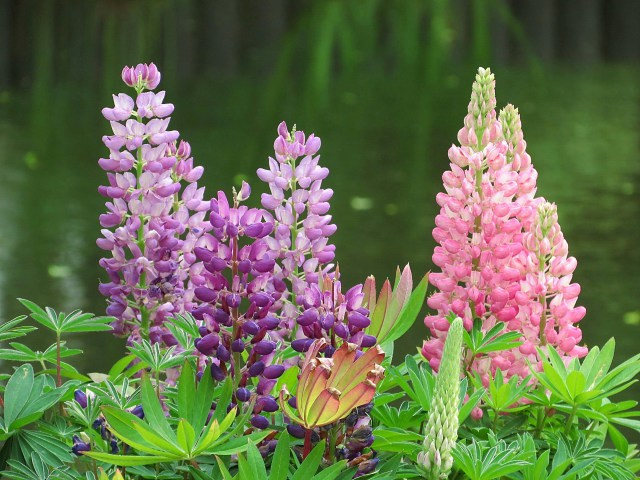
[57,310,113,333]
[206,431,271,456]
[310,460,352,480]
[131,421,183,457]
[213,456,235,480]
[381,272,429,345]
[98,407,167,455]
[164,313,200,351]
[107,353,137,379]
[0,316,36,342]
[243,441,268,480]
[212,377,233,425]
[177,360,196,424]
[192,417,221,456]
[290,441,326,480]
[140,374,176,442]
[86,452,175,467]
[270,432,290,480]
[460,387,484,423]
[15,430,73,468]
[3,364,34,430]
[17,299,54,331]
[176,419,197,455]
[372,428,422,455]
[452,439,531,480]
[404,355,433,411]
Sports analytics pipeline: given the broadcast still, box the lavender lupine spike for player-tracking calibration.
[258,122,335,297]
[423,68,587,387]
[97,62,210,343]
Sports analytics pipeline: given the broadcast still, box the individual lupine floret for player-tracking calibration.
[422,68,587,383]
[97,63,210,343]
[417,316,464,479]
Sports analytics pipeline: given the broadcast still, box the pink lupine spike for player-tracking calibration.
[423,67,587,386]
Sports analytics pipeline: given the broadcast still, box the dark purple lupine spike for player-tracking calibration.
[334,323,349,339]
[348,311,371,329]
[297,309,318,326]
[258,316,280,330]
[130,405,145,419]
[255,396,279,413]
[226,293,241,309]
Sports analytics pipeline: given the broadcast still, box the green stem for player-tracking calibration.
[134,143,150,339]
[56,332,62,387]
[565,405,577,435]
[328,425,339,463]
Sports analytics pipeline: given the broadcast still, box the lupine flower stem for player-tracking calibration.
[56,332,62,387]
[303,428,312,459]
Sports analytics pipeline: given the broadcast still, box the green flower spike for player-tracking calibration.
[418,316,464,479]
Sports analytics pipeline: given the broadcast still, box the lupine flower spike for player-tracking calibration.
[418,315,464,479]
[98,62,209,344]
[423,68,586,385]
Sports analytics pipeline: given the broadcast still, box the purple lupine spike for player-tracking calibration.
[98,63,212,344]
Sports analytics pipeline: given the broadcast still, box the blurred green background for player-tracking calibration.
[0,0,638,387]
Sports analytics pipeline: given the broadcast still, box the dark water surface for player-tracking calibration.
[0,66,638,383]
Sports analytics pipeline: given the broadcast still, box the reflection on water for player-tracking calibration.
[0,66,638,386]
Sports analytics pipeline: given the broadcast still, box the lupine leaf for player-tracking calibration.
[4,364,35,430]
[290,441,326,480]
[245,441,267,479]
[206,431,271,455]
[140,374,175,442]
[383,272,428,345]
[85,452,174,466]
[270,432,290,480]
[100,407,166,455]
[177,360,196,424]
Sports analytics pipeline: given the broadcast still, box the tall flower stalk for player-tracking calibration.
[418,316,464,479]
[423,68,587,384]
[97,63,209,343]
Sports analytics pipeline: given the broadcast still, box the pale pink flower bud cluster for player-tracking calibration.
[97,63,210,343]
[423,68,587,384]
